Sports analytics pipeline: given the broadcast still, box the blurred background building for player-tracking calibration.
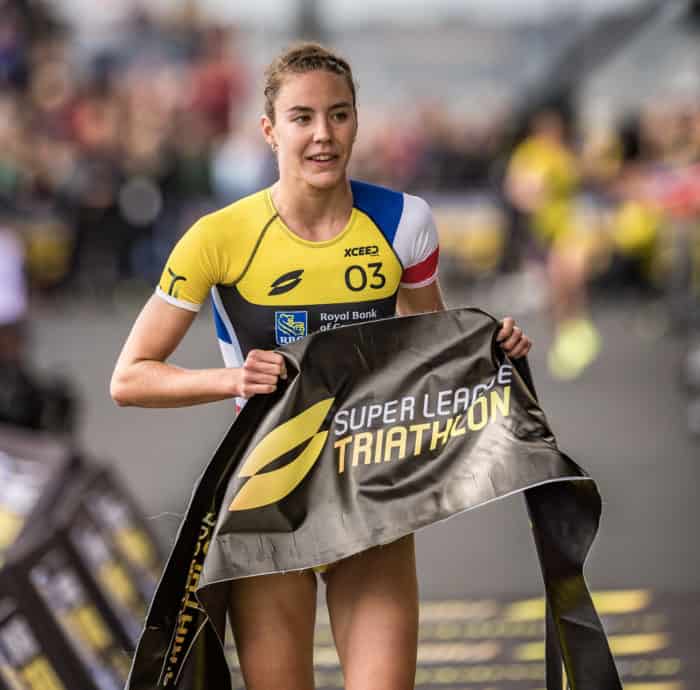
[1,0,699,688]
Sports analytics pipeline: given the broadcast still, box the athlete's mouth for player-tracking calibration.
[306,153,339,162]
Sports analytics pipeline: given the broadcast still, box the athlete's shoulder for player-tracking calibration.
[351,184,440,284]
[350,178,403,201]
[157,189,276,305]
[351,179,432,217]
[182,188,276,265]
[399,191,434,229]
[350,179,434,243]
[195,188,273,236]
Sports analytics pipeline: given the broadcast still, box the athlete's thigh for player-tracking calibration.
[229,570,317,690]
[325,535,419,690]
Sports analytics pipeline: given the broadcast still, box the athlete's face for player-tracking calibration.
[262,70,357,190]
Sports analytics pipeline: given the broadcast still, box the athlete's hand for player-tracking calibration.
[236,350,288,398]
[497,317,532,359]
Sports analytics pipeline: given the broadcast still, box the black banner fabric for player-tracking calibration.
[126,307,622,690]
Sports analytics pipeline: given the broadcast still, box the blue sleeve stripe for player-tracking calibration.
[350,179,404,245]
[212,298,232,344]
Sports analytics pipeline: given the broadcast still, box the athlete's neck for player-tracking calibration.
[270,178,353,242]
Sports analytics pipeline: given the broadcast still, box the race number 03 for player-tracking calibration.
[345,263,386,291]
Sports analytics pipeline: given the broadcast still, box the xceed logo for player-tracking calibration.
[275,311,308,345]
[344,245,379,258]
[269,269,304,296]
[229,397,335,511]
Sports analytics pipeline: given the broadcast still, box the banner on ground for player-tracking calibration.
[126,307,622,690]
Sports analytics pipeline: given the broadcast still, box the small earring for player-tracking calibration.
[271,142,278,153]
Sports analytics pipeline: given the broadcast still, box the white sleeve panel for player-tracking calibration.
[155,287,201,312]
[393,193,440,286]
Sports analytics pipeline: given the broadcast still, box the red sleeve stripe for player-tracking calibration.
[401,247,439,285]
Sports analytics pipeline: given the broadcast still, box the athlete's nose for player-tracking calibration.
[313,115,332,143]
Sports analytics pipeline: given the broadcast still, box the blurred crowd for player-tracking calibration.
[1,1,698,291]
[0,0,253,298]
[1,0,700,426]
[0,0,256,431]
[501,103,700,379]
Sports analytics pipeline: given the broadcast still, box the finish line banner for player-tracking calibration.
[126,307,622,690]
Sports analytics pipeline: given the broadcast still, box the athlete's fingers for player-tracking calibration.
[245,350,287,379]
[507,337,532,359]
[242,371,279,386]
[496,317,515,343]
[500,326,523,352]
[247,349,284,364]
[507,335,532,359]
[239,382,277,399]
[243,359,286,378]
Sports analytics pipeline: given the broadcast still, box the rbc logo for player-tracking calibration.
[275,311,308,345]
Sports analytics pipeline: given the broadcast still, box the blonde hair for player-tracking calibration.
[263,42,357,124]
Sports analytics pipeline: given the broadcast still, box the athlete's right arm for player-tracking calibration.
[110,296,286,408]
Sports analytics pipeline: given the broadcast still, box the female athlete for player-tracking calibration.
[111,43,532,690]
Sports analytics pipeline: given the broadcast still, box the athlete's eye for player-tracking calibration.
[332,111,350,122]
[293,114,311,124]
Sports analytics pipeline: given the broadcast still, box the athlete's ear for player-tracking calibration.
[260,114,276,150]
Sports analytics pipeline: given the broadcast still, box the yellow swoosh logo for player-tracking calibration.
[229,397,334,511]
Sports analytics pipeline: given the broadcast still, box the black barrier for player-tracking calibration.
[0,425,81,561]
[0,424,166,690]
[0,533,130,690]
[0,595,72,690]
[76,467,165,604]
[52,466,164,650]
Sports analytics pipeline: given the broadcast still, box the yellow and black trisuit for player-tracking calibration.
[157,180,439,401]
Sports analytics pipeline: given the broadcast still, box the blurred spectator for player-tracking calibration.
[185,26,248,139]
[0,224,76,432]
[211,121,275,203]
[504,108,603,380]
[0,93,25,203]
[602,115,663,293]
[0,226,27,344]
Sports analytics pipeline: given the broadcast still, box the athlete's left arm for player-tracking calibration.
[396,281,446,316]
[396,281,532,359]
